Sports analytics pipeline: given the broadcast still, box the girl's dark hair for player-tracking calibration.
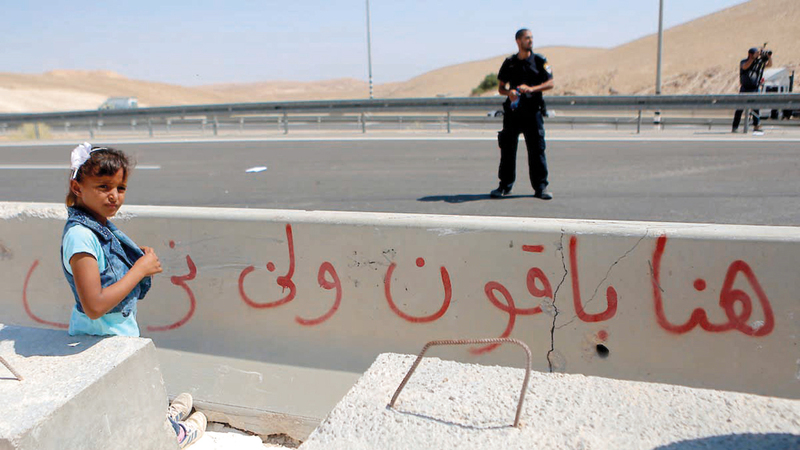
[65,147,134,207]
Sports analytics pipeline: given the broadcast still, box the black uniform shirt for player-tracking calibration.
[739,58,761,92]
[498,53,553,111]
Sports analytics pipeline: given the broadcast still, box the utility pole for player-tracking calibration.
[365,0,374,99]
[656,0,664,95]
[654,0,664,127]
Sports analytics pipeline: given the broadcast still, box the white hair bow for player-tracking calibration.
[70,142,94,179]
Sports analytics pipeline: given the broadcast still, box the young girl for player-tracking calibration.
[62,143,206,448]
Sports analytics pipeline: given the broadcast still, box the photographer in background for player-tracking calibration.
[732,46,772,133]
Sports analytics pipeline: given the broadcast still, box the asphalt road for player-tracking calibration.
[1,138,798,226]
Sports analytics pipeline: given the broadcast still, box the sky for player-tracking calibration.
[1,0,748,86]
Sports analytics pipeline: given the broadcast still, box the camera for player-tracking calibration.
[757,42,773,61]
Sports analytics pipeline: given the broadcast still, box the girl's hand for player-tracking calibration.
[134,247,163,277]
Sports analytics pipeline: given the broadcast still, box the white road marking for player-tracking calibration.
[0,164,161,170]
[2,136,800,147]
[101,137,800,143]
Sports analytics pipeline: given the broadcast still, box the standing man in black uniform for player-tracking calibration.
[490,28,554,200]
[732,47,772,133]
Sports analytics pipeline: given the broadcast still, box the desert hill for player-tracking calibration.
[0,0,797,113]
[0,70,229,113]
[555,0,800,95]
[198,46,606,101]
[391,0,798,96]
[199,78,403,102]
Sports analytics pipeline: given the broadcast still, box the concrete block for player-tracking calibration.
[301,353,800,449]
[0,324,177,450]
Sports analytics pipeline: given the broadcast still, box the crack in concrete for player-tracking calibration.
[556,231,649,330]
[585,232,648,308]
[649,260,665,293]
[547,230,568,373]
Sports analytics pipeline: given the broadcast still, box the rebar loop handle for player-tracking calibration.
[388,338,532,428]
[0,356,23,381]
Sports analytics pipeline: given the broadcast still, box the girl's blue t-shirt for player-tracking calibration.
[62,224,140,337]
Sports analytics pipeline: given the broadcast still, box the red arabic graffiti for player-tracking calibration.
[238,224,343,326]
[471,244,548,354]
[570,236,618,323]
[239,224,297,309]
[20,224,776,344]
[295,262,342,326]
[384,257,452,323]
[22,260,69,329]
[147,241,197,332]
[651,234,774,336]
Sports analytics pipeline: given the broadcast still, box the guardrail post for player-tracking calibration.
[283,112,289,134]
[147,118,154,137]
[446,111,451,134]
[743,109,750,134]
[166,119,172,134]
[361,112,366,133]
[636,110,642,134]
[239,117,244,133]
[213,116,219,136]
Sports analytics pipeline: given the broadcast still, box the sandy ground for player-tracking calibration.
[1,0,798,113]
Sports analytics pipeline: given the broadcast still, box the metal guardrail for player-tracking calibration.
[1,93,799,122]
[0,93,798,137]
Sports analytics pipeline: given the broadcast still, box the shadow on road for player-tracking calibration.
[418,194,537,203]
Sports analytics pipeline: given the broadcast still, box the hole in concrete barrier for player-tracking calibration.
[596,344,610,359]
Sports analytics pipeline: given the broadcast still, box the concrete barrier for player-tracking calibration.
[0,323,177,450]
[1,202,798,438]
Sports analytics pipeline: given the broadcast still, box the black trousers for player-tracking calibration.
[497,109,548,192]
[732,88,760,130]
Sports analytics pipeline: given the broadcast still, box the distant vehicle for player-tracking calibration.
[758,68,796,120]
[98,97,138,110]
